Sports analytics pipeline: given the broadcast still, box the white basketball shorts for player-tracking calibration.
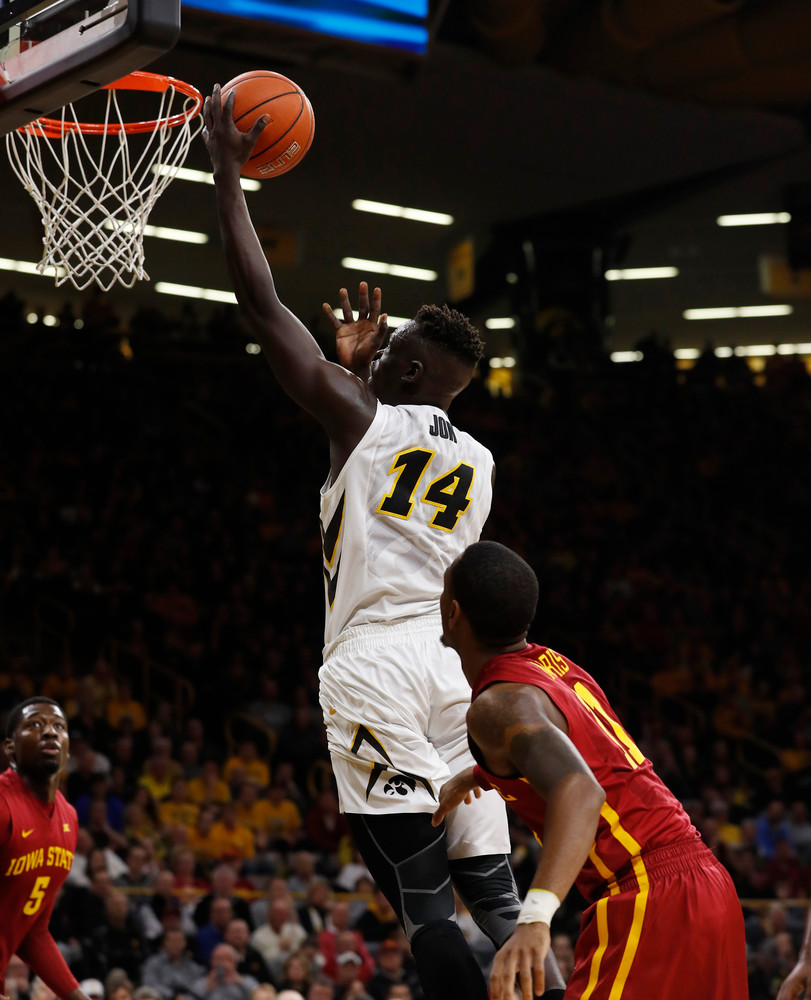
[319,614,510,860]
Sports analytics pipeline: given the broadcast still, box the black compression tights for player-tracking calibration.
[346,812,518,1000]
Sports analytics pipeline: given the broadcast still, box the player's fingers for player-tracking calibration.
[211,83,223,120]
[518,950,535,1000]
[532,954,545,999]
[322,302,341,329]
[338,287,354,322]
[430,806,445,826]
[473,786,482,799]
[357,281,370,318]
[370,285,382,320]
[247,114,270,146]
[490,950,515,1000]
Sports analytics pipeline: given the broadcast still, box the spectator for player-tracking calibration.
[365,940,421,1000]
[140,928,205,1000]
[296,879,331,936]
[250,900,307,980]
[276,955,311,998]
[191,944,259,1000]
[319,916,373,984]
[140,869,198,943]
[305,980,334,1000]
[86,889,149,982]
[159,778,200,836]
[250,879,294,930]
[223,742,270,791]
[194,866,254,930]
[208,802,255,864]
[756,800,792,860]
[114,842,156,912]
[106,678,148,733]
[195,897,236,966]
[285,854,316,895]
[224,919,273,986]
[188,761,231,808]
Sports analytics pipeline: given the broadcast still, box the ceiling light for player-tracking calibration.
[341,257,437,282]
[352,199,453,226]
[716,212,791,227]
[732,345,776,357]
[485,318,516,329]
[684,305,793,320]
[0,256,66,279]
[155,281,237,304]
[605,267,679,281]
[152,164,261,193]
[102,221,209,244]
[610,351,644,363]
[777,343,811,354]
[674,348,700,360]
[245,343,262,355]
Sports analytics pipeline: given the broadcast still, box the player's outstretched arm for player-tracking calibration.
[777,909,811,1000]
[203,86,375,448]
[324,282,388,380]
[469,685,605,1000]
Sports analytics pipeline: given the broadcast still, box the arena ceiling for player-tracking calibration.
[0,0,809,356]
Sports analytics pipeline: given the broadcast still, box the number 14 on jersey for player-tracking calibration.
[377,448,476,532]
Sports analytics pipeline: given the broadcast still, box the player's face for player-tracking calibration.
[9,703,70,776]
[368,323,418,403]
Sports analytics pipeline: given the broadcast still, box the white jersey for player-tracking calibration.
[319,401,494,647]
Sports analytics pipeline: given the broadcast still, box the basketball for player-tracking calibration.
[221,70,315,180]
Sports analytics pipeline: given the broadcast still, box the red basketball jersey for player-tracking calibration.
[470,644,699,904]
[0,768,78,993]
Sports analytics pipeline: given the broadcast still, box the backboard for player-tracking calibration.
[0,0,181,135]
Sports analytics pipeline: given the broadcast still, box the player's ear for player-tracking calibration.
[3,736,15,765]
[401,359,423,383]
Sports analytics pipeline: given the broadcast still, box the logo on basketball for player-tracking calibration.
[258,141,301,174]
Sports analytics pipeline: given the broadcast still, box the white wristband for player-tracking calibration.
[516,889,560,926]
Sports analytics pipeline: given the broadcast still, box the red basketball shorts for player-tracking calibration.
[565,840,748,999]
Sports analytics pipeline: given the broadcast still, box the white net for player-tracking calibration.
[5,78,202,291]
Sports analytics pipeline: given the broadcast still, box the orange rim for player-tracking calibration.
[21,71,203,138]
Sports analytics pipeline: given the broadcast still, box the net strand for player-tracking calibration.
[5,83,202,291]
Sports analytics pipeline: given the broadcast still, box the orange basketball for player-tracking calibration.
[221,70,315,180]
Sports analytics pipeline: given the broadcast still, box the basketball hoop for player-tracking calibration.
[5,71,203,291]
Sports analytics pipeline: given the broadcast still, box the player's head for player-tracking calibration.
[441,541,538,650]
[4,696,69,777]
[368,304,484,406]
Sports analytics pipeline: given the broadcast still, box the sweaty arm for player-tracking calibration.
[469,684,605,1000]
[777,908,811,1000]
[202,86,375,466]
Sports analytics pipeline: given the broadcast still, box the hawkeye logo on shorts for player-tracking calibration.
[350,725,435,802]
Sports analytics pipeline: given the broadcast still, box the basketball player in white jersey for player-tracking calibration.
[203,86,566,1000]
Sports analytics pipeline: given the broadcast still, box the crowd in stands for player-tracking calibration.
[1,289,810,1000]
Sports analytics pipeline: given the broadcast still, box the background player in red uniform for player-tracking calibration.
[0,697,92,1000]
[433,541,749,1000]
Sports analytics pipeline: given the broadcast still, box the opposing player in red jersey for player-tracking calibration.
[433,541,749,1000]
[0,697,91,1000]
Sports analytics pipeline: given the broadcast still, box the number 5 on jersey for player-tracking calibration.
[377,448,475,531]
[24,875,51,915]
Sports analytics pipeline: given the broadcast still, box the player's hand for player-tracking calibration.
[323,282,388,378]
[490,923,550,1000]
[202,85,269,176]
[777,959,811,1000]
[432,766,482,826]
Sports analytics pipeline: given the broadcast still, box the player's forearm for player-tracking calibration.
[212,169,323,368]
[15,927,80,999]
[528,771,604,902]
